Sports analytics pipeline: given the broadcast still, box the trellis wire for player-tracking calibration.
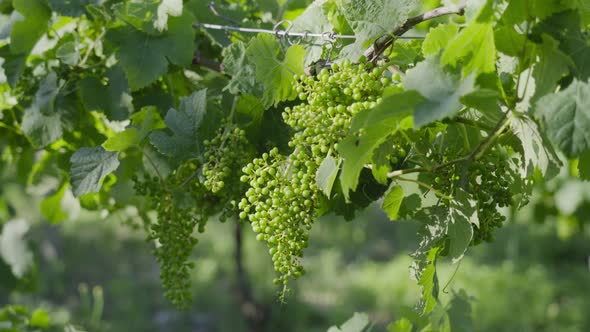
[192,22,425,43]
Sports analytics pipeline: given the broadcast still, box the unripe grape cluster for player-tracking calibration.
[133,166,206,308]
[202,118,252,195]
[239,59,392,292]
[432,145,518,245]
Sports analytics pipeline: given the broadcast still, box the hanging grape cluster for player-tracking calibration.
[239,59,392,292]
[431,144,521,245]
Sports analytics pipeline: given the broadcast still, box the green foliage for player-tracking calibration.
[1,0,590,328]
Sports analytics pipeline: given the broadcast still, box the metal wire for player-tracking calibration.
[192,22,425,40]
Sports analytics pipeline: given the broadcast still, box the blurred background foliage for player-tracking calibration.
[1,157,590,332]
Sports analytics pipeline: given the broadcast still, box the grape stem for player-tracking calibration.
[366,111,513,180]
[396,176,454,201]
[365,1,467,62]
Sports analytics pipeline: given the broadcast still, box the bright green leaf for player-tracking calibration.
[107,11,195,90]
[316,156,341,197]
[70,147,120,197]
[441,20,496,76]
[338,91,420,199]
[531,35,572,103]
[418,247,440,315]
[40,183,68,224]
[56,41,80,66]
[10,0,51,54]
[246,34,305,108]
[422,22,459,56]
[327,312,369,332]
[403,56,476,127]
[30,309,51,328]
[535,79,590,157]
[103,128,141,152]
[381,185,403,221]
[387,318,413,332]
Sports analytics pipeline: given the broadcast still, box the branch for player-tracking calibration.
[192,51,223,72]
[365,1,467,62]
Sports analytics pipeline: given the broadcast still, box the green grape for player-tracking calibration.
[240,59,392,295]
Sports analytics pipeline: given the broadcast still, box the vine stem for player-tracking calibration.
[366,110,513,180]
[364,1,467,62]
[396,176,454,201]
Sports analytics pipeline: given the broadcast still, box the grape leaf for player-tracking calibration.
[291,0,334,66]
[30,309,51,329]
[387,318,413,332]
[535,79,590,157]
[422,22,459,56]
[222,41,261,96]
[403,56,476,128]
[338,0,417,60]
[103,128,141,152]
[381,184,403,221]
[531,35,571,103]
[0,46,26,87]
[21,73,63,148]
[441,12,496,76]
[149,89,207,159]
[10,0,51,54]
[107,11,195,90]
[130,106,166,140]
[511,115,562,178]
[316,156,341,197]
[417,247,440,315]
[338,91,420,199]
[78,66,134,121]
[70,147,120,197]
[40,182,68,224]
[503,0,578,24]
[246,34,305,108]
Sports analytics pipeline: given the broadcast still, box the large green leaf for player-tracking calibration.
[70,147,120,197]
[149,89,207,159]
[417,247,440,315]
[338,0,417,60]
[403,56,476,127]
[78,66,134,121]
[40,183,68,224]
[535,79,590,157]
[222,41,261,96]
[246,34,305,108]
[531,35,571,103]
[107,11,195,90]
[422,22,459,56]
[338,91,420,199]
[10,0,51,54]
[441,11,496,76]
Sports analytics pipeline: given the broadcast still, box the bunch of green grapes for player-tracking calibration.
[431,145,519,245]
[202,118,252,195]
[239,59,392,292]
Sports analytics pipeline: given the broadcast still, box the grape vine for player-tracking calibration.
[1,0,589,329]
